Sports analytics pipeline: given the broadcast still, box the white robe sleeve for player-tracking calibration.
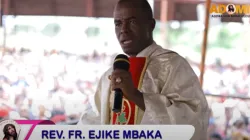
[140,55,209,140]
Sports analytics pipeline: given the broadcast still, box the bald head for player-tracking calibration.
[113,0,155,56]
[115,0,154,19]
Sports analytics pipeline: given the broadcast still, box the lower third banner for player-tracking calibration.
[0,119,195,140]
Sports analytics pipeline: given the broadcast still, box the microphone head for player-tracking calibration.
[113,54,130,71]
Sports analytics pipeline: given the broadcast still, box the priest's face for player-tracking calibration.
[113,1,153,56]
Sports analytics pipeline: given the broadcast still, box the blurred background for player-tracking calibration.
[0,0,250,139]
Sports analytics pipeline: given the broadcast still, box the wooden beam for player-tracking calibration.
[51,0,57,16]
[2,0,9,15]
[1,0,9,56]
[86,0,93,17]
[160,0,168,48]
[160,0,167,25]
[199,0,211,87]
[0,0,3,26]
[167,0,174,21]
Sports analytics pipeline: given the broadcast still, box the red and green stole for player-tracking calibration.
[111,57,147,125]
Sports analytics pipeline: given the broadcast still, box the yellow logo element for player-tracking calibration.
[210,4,250,17]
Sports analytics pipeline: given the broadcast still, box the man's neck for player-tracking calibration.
[128,39,153,57]
[128,54,137,57]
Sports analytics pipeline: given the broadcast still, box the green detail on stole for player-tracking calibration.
[117,112,127,124]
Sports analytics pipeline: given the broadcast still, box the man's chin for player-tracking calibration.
[121,46,135,55]
[122,49,137,56]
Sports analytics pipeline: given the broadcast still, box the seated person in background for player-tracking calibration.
[210,133,222,140]
[231,119,250,140]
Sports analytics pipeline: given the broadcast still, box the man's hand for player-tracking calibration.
[110,69,136,99]
[109,69,145,111]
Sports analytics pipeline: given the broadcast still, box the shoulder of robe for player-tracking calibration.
[149,45,187,68]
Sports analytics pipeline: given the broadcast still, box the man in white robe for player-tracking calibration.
[79,0,209,140]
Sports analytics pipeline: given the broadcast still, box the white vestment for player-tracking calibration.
[78,42,209,140]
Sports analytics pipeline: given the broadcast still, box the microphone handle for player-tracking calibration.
[112,88,123,113]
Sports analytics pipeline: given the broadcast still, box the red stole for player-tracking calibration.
[111,57,147,125]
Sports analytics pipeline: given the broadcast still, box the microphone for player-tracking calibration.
[112,54,130,113]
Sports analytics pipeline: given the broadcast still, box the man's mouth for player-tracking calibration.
[121,40,132,45]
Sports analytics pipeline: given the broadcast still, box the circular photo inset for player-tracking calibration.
[0,120,21,140]
[226,4,236,15]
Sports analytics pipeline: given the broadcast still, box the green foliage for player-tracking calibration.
[208,26,241,50]
[10,25,36,35]
[153,21,242,52]
[41,23,61,37]
[85,27,100,37]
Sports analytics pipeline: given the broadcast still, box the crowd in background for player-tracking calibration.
[0,48,116,124]
[0,48,250,139]
[189,59,250,98]
[190,59,250,139]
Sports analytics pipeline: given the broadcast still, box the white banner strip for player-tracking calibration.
[23,125,194,140]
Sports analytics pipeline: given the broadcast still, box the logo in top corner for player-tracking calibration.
[210,3,250,17]
[0,120,21,140]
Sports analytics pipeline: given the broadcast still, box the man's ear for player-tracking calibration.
[150,19,156,31]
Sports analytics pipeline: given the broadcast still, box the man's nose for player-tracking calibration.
[120,23,129,33]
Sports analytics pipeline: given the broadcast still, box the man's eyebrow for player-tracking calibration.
[127,17,136,20]
[114,16,137,22]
